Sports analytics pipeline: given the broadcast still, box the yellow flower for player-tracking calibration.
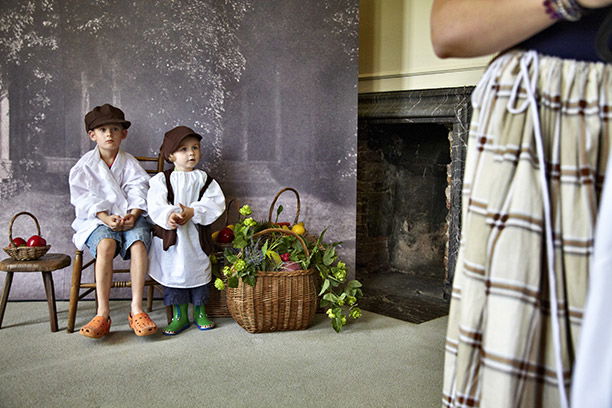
[234,259,246,271]
[239,205,252,216]
[326,309,335,319]
[244,217,257,227]
[350,308,362,319]
[214,278,225,290]
[222,266,231,276]
[334,269,347,282]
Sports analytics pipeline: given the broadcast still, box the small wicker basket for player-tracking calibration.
[3,212,50,261]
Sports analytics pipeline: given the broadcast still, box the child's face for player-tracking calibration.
[169,136,201,171]
[88,124,127,154]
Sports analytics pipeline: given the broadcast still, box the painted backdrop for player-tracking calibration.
[0,0,358,299]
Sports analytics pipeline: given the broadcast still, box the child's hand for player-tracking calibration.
[122,213,138,230]
[178,204,194,225]
[97,212,124,231]
[168,212,183,229]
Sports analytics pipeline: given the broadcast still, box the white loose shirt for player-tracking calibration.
[69,147,150,250]
[147,169,225,288]
[572,153,612,408]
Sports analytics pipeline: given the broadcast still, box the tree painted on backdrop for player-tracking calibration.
[0,0,253,189]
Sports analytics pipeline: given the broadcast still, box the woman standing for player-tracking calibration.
[430,1,612,406]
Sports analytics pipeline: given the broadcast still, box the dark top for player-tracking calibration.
[516,7,611,62]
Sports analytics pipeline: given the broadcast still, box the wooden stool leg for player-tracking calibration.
[67,251,83,333]
[0,272,14,329]
[146,284,154,312]
[41,271,58,332]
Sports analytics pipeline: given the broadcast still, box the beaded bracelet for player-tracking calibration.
[543,0,586,21]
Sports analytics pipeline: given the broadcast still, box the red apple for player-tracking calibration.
[216,227,234,244]
[10,237,27,247]
[26,235,47,247]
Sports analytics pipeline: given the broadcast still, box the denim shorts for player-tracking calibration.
[84,217,152,260]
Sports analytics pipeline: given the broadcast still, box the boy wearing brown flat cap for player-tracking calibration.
[147,125,225,335]
[69,103,158,338]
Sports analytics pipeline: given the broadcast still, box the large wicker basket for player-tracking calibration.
[226,228,317,333]
[3,212,50,261]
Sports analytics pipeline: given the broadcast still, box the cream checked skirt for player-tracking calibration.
[442,50,612,408]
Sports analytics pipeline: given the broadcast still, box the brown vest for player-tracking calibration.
[151,169,215,255]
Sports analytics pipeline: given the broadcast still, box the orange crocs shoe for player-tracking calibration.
[128,312,158,336]
[80,316,111,338]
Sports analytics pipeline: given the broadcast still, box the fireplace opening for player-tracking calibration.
[357,122,451,323]
[356,87,472,324]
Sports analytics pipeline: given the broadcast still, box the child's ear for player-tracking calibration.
[121,129,128,140]
[87,130,96,141]
[168,154,175,163]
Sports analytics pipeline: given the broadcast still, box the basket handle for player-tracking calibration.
[8,211,42,242]
[224,199,235,226]
[253,228,310,258]
[267,187,300,225]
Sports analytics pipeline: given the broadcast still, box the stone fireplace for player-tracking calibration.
[357,87,473,323]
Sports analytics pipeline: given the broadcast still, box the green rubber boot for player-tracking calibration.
[194,305,215,330]
[162,304,190,335]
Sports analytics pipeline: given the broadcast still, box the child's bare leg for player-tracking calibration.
[95,238,116,318]
[129,241,147,315]
[126,241,157,336]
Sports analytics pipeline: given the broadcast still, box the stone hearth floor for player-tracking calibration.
[359,270,450,324]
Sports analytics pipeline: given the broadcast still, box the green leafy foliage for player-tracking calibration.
[220,204,363,332]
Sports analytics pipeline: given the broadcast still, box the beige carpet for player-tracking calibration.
[0,301,447,408]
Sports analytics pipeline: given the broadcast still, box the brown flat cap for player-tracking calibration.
[84,104,131,132]
[160,126,202,163]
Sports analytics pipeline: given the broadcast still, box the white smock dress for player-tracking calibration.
[147,169,225,288]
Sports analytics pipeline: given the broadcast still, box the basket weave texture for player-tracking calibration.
[207,248,232,318]
[225,227,317,333]
[226,268,317,333]
[3,212,50,261]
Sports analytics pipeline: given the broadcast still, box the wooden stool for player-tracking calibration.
[0,253,71,332]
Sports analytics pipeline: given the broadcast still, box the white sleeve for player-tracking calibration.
[123,158,150,213]
[69,165,112,219]
[147,174,181,229]
[190,178,226,226]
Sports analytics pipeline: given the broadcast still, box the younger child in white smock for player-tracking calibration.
[147,126,225,335]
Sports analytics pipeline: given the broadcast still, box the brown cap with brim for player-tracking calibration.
[84,104,131,132]
[160,126,203,163]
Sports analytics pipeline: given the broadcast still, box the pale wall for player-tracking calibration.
[359,0,492,93]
